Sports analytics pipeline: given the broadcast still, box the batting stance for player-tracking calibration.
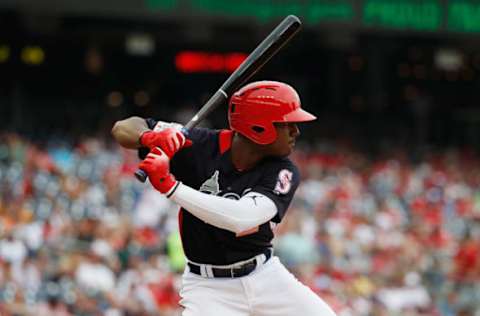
[112,81,337,316]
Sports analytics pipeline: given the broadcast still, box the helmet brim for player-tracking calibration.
[281,108,317,122]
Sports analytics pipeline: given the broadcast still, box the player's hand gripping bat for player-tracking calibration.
[135,15,302,182]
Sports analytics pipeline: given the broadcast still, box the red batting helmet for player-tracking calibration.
[228,81,316,145]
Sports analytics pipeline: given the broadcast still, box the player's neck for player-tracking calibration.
[230,134,265,172]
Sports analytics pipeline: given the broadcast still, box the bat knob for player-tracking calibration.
[135,169,148,183]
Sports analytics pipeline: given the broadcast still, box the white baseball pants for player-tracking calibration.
[179,256,337,316]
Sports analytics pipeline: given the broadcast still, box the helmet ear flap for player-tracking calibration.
[250,122,277,145]
[263,122,278,145]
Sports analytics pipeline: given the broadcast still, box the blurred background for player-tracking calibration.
[1,0,480,315]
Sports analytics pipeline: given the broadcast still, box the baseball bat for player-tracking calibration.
[135,15,302,182]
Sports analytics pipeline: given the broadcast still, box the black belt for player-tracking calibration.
[188,249,272,278]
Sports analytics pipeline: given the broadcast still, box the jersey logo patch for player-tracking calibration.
[199,171,251,200]
[199,170,220,195]
[274,169,293,195]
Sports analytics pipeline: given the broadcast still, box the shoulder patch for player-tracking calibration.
[274,169,293,195]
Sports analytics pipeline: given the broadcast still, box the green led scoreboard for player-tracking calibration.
[146,0,480,33]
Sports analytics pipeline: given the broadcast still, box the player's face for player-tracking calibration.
[265,122,300,156]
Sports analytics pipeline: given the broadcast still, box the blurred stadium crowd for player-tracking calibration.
[0,131,480,316]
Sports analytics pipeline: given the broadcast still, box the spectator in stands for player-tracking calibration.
[1,133,480,315]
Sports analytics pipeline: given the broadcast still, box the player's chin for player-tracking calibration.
[278,145,293,157]
[267,141,294,157]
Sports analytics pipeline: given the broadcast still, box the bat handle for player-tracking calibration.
[134,128,190,183]
[180,127,190,137]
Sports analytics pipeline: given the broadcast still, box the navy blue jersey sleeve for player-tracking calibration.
[252,160,300,223]
[145,118,157,129]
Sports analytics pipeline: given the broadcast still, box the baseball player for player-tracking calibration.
[112,81,337,316]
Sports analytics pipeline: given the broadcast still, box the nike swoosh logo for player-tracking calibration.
[249,195,262,206]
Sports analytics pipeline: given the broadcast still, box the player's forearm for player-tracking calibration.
[111,116,150,149]
[170,183,277,234]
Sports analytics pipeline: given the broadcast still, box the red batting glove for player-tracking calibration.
[138,147,179,195]
[140,128,192,158]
